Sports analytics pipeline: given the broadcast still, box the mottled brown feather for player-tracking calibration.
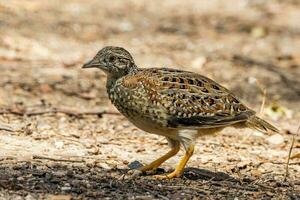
[111,68,255,129]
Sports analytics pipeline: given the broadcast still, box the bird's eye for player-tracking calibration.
[108,56,116,62]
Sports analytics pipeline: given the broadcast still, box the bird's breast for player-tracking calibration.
[106,83,175,135]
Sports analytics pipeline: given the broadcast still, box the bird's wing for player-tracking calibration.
[120,68,255,129]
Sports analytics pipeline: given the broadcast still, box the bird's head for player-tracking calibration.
[82,46,136,78]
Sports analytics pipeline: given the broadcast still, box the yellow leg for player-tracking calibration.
[138,140,180,173]
[154,144,195,179]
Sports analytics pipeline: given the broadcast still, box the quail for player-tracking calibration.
[82,46,279,179]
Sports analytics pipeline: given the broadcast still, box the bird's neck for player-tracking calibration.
[106,64,139,91]
[128,63,138,74]
[106,74,118,93]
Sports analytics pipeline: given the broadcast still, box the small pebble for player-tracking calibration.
[266,134,284,145]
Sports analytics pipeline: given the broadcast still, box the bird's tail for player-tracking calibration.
[246,115,279,134]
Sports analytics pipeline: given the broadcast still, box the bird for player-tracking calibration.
[82,46,279,179]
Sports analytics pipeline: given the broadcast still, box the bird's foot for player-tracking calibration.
[153,170,183,179]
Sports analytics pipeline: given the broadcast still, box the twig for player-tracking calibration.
[271,161,300,165]
[0,123,14,132]
[54,88,97,100]
[32,155,85,163]
[255,80,267,115]
[26,108,102,117]
[0,107,120,117]
[284,126,300,181]
[0,156,14,162]
[254,182,275,191]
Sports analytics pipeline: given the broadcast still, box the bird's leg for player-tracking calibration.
[154,144,194,179]
[138,139,180,173]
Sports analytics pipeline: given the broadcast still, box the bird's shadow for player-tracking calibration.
[127,160,238,182]
[183,167,238,182]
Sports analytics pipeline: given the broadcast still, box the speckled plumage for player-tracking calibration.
[83,46,279,178]
[111,68,253,127]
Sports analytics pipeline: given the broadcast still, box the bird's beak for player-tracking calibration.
[82,59,101,68]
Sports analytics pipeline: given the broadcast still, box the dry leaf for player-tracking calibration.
[39,83,53,93]
[251,26,268,38]
[265,103,293,120]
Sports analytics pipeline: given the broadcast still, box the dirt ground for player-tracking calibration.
[0,0,300,199]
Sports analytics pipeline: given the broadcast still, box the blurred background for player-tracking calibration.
[0,0,299,199]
